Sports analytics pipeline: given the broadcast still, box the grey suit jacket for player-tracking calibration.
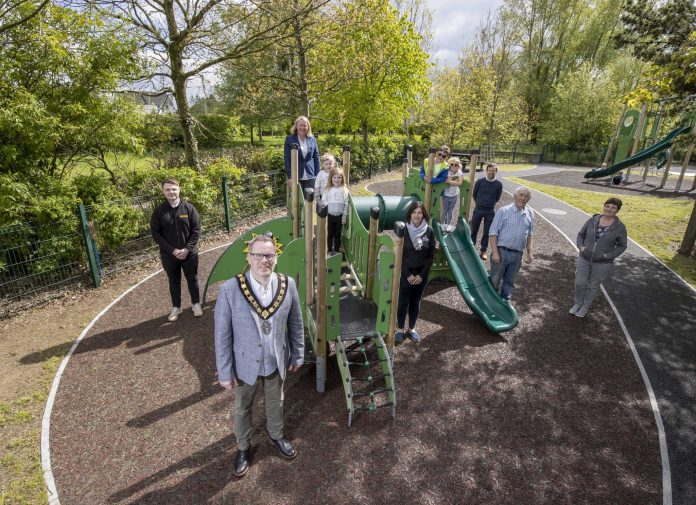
[214,273,304,385]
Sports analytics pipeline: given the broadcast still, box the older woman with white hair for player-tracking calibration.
[284,115,321,190]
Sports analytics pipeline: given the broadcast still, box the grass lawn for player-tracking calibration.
[67,151,158,179]
[508,177,696,288]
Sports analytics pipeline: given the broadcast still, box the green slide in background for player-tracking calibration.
[434,217,519,333]
[584,124,692,179]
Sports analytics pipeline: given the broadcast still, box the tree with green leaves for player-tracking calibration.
[541,63,623,146]
[614,0,696,99]
[316,0,429,143]
[82,0,318,170]
[0,4,144,181]
[0,0,50,34]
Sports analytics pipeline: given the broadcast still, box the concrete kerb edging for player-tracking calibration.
[40,241,233,505]
[506,187,673,505]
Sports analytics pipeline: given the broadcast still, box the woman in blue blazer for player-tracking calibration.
[284,115,321,189]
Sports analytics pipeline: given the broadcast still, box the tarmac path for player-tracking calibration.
[501,165,696,505]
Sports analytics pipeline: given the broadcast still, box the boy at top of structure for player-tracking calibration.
[420,145,451,184]
[314,153,337,200]
[440,157,464,233]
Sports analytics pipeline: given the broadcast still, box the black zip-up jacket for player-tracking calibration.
[402,226,435,278]
[151,200,201,255]
[576,214,627,263]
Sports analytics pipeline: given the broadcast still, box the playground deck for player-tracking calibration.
[44,192,662,505]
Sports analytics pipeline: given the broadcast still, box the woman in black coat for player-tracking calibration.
[395,201,435,343]
[284,115,320,190]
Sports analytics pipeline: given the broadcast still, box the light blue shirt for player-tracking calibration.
[249,272,278,377]
[489,203,534,251]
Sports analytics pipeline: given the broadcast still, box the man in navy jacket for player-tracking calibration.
[471,163,503,260]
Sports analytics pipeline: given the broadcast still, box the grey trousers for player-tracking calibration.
[574,256,613,309]
[234,369,284,450]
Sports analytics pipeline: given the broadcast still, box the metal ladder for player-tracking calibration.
[335,332,396,426]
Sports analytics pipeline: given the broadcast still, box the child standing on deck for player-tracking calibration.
[441,157,464,232]
[322,167,350,255]
[314,153,337,200]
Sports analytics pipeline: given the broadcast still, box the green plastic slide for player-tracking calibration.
[434,217,519,332]
[584,125,691,179]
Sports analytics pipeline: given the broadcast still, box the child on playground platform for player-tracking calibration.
[314,153,337,200]
[441,157,464,232]
[322,167,349,255]
[420,145,451,184]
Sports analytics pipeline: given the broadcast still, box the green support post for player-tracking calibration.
[78,203,100,288]
[222,176,232,233]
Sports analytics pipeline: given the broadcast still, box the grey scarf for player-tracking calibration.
[406,220,428,250]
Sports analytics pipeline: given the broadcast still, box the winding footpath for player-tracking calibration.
[502,165,696,505]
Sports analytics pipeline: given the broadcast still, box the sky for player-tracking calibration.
[427,0,504,67]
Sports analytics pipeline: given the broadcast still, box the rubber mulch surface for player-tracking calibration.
[49,193,661,504]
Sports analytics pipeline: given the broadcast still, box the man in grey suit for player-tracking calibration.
[214,234,304,477]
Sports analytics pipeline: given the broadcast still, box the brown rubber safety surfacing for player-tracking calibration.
[48,199,661,505]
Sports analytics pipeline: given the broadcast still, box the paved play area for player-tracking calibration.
[40,166,695,504]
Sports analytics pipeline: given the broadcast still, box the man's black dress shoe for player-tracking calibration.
[234,449,250,477]
[269,436,297,460]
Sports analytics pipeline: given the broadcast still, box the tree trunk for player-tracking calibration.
[258,122,263,141]
[250,124,255,146]
[361,121,369,145]
[165,1,200,171]
[678,200,696,256]
[292,0,310,117]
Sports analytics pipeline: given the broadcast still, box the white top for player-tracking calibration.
[443,169,464,197]
[249,272,278,376]
[314,170,330,199]
[322,186,349,220]
[298,137,308,157]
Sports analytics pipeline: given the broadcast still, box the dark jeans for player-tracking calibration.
[327,214,343,253]
[397,272,429,330]
[160,252,200,307]
[471,208,495,252]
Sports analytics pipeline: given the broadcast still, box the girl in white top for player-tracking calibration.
[321,167,350,255]
[314,153,337,200]
[441,157,464,232]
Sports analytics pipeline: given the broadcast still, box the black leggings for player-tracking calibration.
[327,214,343,253]
[397,272,429,330]
[160,252,200,307]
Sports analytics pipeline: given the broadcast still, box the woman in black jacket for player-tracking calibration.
[395,201,435,343]
[570,197,628,318]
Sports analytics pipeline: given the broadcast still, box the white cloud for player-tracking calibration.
[427,0,503,67]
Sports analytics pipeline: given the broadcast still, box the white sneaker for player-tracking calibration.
[192,303,203,317]
[168,307,182,322]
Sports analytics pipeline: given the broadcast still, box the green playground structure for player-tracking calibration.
[588,104,696,188]
[203,145,518,425]
[585,124,692,179]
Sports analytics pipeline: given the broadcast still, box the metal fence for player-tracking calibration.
[476,143,605,166]
[0,171,287,318]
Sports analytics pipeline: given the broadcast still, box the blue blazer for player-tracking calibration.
[284,134,320,180]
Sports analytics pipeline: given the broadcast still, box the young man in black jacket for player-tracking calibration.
[151,178,202,321]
